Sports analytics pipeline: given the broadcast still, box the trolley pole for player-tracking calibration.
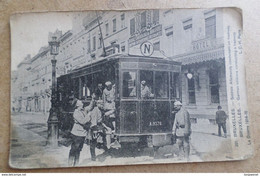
[47,33,60,147]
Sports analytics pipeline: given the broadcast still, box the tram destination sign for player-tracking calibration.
[140,41,154,57]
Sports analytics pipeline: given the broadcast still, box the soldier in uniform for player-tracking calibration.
[95,83,103,100]
[215,105,228,138]
[172,101,191,160]
[68,100,91,166]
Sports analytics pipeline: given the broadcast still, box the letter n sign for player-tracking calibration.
[140,41,154,57]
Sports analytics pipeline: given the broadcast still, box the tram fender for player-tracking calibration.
[152,134,172,147]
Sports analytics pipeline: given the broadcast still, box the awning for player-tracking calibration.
[172,46,225,65]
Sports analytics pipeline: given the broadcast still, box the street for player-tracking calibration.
[9,112,232,169]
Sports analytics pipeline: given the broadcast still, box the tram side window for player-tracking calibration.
[122,71,137,98]
[140,70,154,99]
[155,71,168,98]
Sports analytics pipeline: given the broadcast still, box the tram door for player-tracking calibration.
[140,70,171,133]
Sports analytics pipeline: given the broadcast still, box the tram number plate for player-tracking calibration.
[149,121,162,126]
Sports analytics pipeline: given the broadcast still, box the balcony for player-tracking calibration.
[191,37,224,52]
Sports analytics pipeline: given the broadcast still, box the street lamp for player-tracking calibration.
[47,34,60,147]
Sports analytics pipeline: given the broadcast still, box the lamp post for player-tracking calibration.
[47,34,60,147]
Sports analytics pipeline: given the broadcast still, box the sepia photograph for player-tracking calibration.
[10,8,252,169]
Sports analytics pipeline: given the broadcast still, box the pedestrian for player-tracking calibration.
[215,105,228,138]
[172,101,191,160]
[68,100,91,166]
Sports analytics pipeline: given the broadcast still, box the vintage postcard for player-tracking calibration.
[10,8,253,169]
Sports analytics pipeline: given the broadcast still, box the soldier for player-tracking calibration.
[95,83,103,100]
[103,81,116,131]
[172,101,191,160]
[88,100,103,161]
[215,105,228,138]
[141,80,154,99]
[68,100,90,166]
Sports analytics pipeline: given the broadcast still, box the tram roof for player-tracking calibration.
[66,54,181,75]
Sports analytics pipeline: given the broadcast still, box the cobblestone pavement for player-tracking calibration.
[9,112,232,168]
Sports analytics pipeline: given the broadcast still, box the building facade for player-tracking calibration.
[13,9,226,121]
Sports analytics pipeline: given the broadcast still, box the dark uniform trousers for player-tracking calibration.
[69,134,85,166]
[176,136,190,159]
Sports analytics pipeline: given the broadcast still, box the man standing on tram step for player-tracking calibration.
[215,105,228,138]
[172,101,191,160]
[102,81,121,148]
[95,83,103,100]
[68,100,92,166]
[103,81,116,131]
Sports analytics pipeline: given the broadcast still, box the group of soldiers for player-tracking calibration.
[67,80,228,166]
[68,81,119,166]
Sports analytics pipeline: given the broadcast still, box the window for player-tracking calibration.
[122,71,136,98]
[113,19,116,32]
[98,35,102,48]
[130,18,135,35]
[183,18,192,30]
[153,10,159,24]
[105,23,109,36]
[155,71,168,98]
[165,26,173,36]
[188,77,196,104]
[209,69,220,103]
[140,70,154,99]
[205,15,216,38]
[141,11,147,29]
[121,13,125,28]
[87,39,91,53]
[121,45,125,52]
[153,41,160,51]
[171,72,180,99]
[92,36,96,51]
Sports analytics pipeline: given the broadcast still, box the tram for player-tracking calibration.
[57,54,182,150]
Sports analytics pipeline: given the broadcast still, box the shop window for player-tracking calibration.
[155,71,168,98]
[188,77,196,104]
[205,15,216,38]
[113,19,117,32]
[209,69,220,103]
[122,71,137,98]
[130,18,135,35]
[140,70,154,99]
[141,11,147,29]
[171,72,180,99]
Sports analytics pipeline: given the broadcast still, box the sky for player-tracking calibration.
[10,12,73,70]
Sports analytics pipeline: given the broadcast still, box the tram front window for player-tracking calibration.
[140,70,154,99]
[123,71,137,98]
[155,71,169,98]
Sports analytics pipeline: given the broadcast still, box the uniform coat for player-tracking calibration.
[172,108,191,137]
[71,108,91,137]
